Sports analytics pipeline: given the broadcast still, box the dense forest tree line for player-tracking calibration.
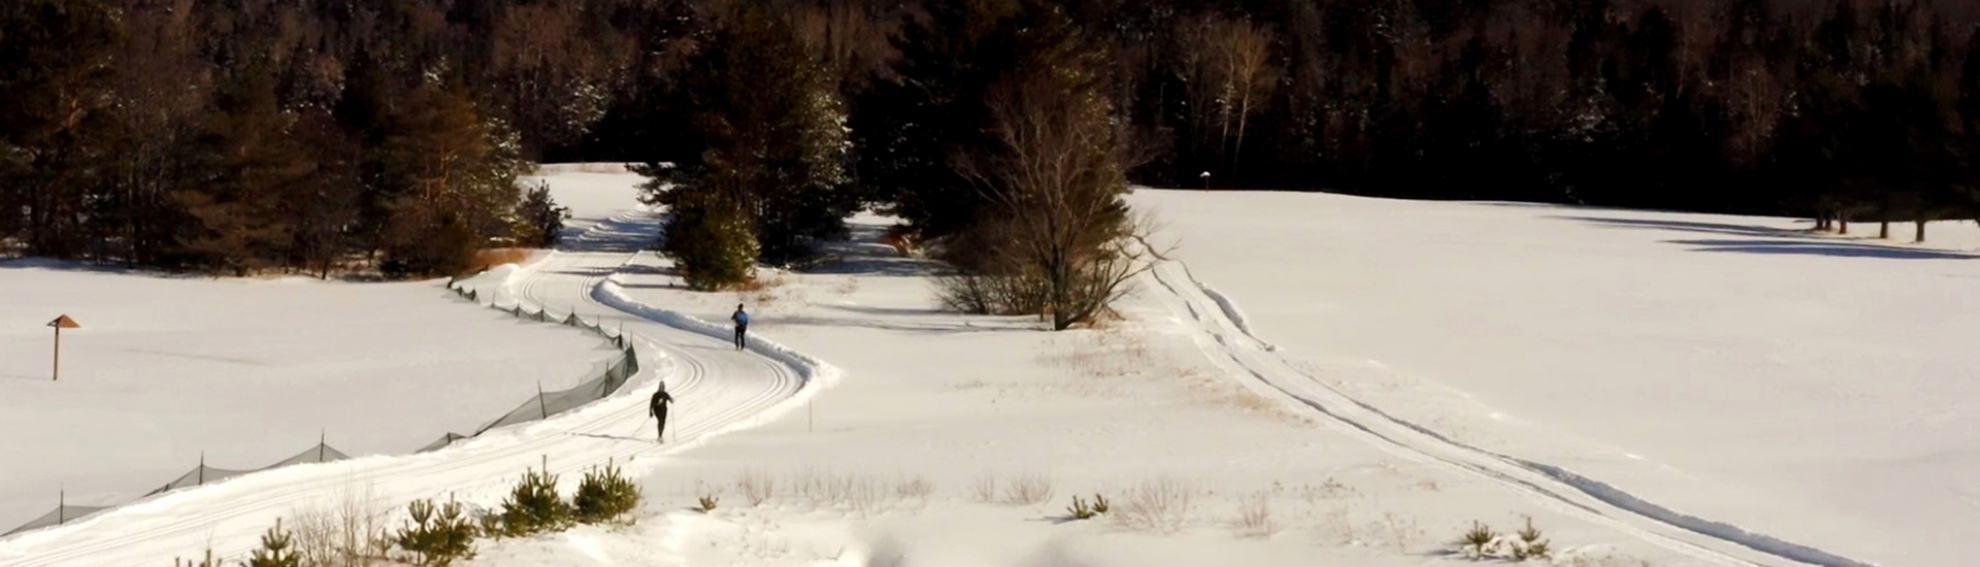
[7,0,1980,279]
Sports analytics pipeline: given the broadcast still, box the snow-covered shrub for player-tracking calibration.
[1455,517,1552,561]
[1515,516,1552,560]
[497,466,573,536]
[1461,521,1498,555]
[573,461,642,525]
[394,498,477,567]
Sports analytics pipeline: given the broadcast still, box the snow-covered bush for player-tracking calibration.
[1455,516,1552,561]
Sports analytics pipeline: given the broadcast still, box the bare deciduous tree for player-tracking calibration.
[948,63,1159,330]
[1209,16,1277,167]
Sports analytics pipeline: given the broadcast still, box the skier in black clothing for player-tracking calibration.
[731,304,750,350]
[649,382,674,442]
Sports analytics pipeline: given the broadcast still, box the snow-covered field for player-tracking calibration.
[4,166,1969,567]
[0,262,607,533]
[1129,190,1980,567]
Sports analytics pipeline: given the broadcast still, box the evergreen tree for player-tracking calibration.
[663,193,759,291]
[246,518,302,567]
[172,66,312,275]
[850,0,1028,240]
[639,4,854,267]
[372,81,531,277]
[0,0,121,256]
[516,181,570,249]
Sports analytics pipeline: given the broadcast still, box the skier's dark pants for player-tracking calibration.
[654,405,668,441]
[734,324,747,350]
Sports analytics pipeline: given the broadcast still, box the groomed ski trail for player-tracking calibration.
[1138,248,1878,567]
[0,206,838,567]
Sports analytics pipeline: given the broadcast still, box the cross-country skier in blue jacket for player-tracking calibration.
[731,304,750,350]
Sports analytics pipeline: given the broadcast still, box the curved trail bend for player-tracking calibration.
[0,206,830,567]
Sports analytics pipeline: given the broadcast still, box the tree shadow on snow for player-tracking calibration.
[760,314,1025,334]
[1546,215,1808,238]
[1666,238,1979,260]
[791,223,941,278]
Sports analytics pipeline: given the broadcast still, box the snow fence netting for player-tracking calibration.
[5,441,344,536]
[3,279,641,537]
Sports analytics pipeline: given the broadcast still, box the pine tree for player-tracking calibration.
[247,518,302,567]
[516,181,570,249]
[373,81,531,277]
[0,0,121,257]
[663,194,759,291]
[172,66,311,275]
[638,4,854,267]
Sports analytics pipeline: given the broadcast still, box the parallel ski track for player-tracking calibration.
[1137,242,1878,567]
[0,208,805,567]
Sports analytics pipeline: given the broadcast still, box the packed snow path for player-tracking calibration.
[1136,241,1876,567]
[0,207,822,567]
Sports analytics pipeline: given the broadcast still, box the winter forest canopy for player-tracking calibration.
[7,0,1980,279]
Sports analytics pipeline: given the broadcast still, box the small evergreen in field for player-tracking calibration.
[498,465,574,536]
[574,461,643,525]
[395,498,478,566]
[1514,516,1552,560]
[246,518,302,567]
[516,180,570,248]
[1066,495,1099,520]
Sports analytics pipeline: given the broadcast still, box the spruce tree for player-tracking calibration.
[173,66,311,275]
[373,81,531,277]
[638,4,853,269]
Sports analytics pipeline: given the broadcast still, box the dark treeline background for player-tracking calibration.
[8,0,1980,277]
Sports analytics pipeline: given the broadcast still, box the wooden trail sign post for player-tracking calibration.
[47,315,80,381]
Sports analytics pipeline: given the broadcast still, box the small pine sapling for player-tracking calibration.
[1090,493,1110,515]
[499,465,574,536]
[175,547,220,567]
[395,498,478,567]
[697,494,720,512]
[475,511,504,540]
[1066,495,1097,520]
[574,461,643,524]
[247,518,302,567]
[1514,516,1551,560]
[1462,521,1497,558]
